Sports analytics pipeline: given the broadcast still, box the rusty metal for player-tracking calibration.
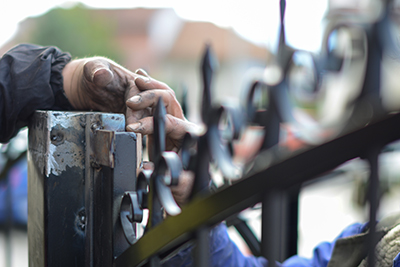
[92,129,116,168]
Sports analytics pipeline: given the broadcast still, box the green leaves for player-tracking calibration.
[29,4,121,61]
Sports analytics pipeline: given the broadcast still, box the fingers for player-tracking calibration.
[142,161,154,170]
[170,170,195,206]
[135,68,150,77]
[125,107,150,128]
[126,114,191,140]
[126,90,171,110]
[126,89,184,118]
[134,69,170,91]
[126,69,181,125]
[125,79,150,125]
[139,161,194,206]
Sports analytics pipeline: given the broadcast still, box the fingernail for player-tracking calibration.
[127,123,141,131]
[128,95,141,103]
[134,75,150,83]
[135,68,148,76]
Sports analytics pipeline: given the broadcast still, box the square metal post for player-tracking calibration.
[28,111,138,267]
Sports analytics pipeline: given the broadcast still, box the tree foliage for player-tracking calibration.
[29,4,121,61]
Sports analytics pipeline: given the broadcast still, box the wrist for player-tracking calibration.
[62,59,91,110]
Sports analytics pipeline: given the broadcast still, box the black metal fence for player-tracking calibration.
[27,0,400,266]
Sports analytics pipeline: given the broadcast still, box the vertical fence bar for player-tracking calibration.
[366,146,381,267]
[194,227,210,267]
[262,190,288,266]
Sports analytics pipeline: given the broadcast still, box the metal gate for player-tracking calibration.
[27,1,400,266]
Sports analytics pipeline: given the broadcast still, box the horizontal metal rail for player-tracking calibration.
[115,111,400,267]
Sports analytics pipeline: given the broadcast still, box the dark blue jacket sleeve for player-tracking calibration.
[0,44,73,143]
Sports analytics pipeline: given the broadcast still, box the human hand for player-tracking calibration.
[62,56,143,115]
[143,161,194,206]
[63,57,196,205]
[126,69,199,158]
[63,59,198,156]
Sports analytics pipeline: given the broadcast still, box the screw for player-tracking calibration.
[50,131,64,145]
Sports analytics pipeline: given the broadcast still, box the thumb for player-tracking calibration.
[83,58,114,87]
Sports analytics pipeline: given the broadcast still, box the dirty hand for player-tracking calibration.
[125,69,199,157]
[63,58,198,155]
[62,56,144,116]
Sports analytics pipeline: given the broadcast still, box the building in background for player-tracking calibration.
[0,4,271,121]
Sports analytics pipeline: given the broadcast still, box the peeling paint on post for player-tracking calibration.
[28,110,138,267]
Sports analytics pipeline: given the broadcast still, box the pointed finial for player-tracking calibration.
[280,0,286,24]
[201,44,217,122]
[279,0,286,46]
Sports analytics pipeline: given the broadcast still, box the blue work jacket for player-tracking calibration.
[163,222,400,267]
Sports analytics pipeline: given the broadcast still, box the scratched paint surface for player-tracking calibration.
[45,112,85,177]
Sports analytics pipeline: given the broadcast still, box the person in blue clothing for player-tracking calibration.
[161,221,368,267]
[2,43,400,267]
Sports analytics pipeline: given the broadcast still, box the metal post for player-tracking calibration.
[28,110,138,267]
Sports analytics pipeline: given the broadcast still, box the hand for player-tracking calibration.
[126,69,199,158]
[63,58,196,205]
[143,161,194,206]
[63,58,198,155]
[62,56,142,114]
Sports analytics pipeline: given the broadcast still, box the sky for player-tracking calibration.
[0,0,328,52]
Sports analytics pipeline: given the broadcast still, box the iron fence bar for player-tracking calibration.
[225,214,262,257]
[286,186,300,258]
[366,146,381,267]
[259,87,282,264]
[114,111,400,267]
[194,227,210,267]
[260,186,299,262]
[191,43,214,267]
[262,191,286,267]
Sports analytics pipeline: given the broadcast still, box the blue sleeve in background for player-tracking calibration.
[162,222,367,267]
[162,223,271,267]
[283,222,367,267]
[209,223,270,267]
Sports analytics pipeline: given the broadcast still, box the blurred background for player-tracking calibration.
[2,0,400,266]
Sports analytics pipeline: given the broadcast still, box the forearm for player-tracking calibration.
[0,44,73,143]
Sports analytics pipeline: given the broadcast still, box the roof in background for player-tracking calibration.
[0,6,271,64]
